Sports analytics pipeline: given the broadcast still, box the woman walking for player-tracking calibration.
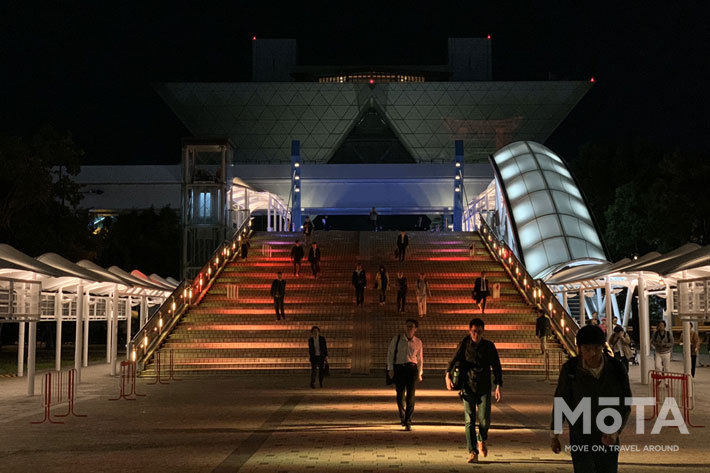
[375,264,389,306]
[415,273,432,318]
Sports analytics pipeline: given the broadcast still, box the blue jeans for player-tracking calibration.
[463,393,490,453]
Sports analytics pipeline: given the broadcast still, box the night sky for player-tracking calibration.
[2,1,708,165]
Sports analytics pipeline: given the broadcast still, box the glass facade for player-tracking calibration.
[492,141,606,279]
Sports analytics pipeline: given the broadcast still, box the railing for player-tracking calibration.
[129,215,253,372]
[478,214,579,357]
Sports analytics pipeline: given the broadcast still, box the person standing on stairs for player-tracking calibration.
[240,233,250,259]
[375,264,389,306]
[536,313,551,355]
[396,231,409,261]
[369,207,378,231]
[302,216,313,245]
[308,242,321,279]
[387,319,423,431]
[446,317,502,464]
[415,273,432,318]
[472,272,489,314]
[270,272,286,320]
[308,326,328,388]
[396,271,407,313]
[352,263,367,306]
[290,239,304,277]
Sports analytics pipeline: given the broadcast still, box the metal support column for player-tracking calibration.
[27,321,37,396]
[125,296,132,359]
[578,287,586,326]
[605,277,613,336]
[111,286,119,376]
[639,274,650,384]
[453,140,464,232]
[140,296,147,328]
[17,322,25,377]
[82,295,89,367]
[74,283,84,384]
[55,289,62,371]
[291,140,302,231]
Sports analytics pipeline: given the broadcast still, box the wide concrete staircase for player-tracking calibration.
[144,230,564,377]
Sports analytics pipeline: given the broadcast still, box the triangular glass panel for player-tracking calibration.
[328,107,416,164]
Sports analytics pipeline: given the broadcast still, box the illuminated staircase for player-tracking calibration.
[145,230,563,376]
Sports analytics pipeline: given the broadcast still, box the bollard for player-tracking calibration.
[56,369,86,417]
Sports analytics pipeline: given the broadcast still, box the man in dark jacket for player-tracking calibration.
[302,217,313,244]
[396,271,407,313]
[270,272,286,320]
[445,318,502,463]
[352,263,367,306]
[290,240,305,276]
[536,313,551,354]
[308,242,321,279]
[308,326,328,388]
[396,231,409,262]
[472,272,489,314]
[551,325,631,473]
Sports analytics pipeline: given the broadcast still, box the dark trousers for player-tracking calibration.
[691,354,697,377]
[378,289,387,303]
[463,392,491,453]
[310,260,320,277]
[569,432,620,473]
[355,286,365,305]
[310,355,325,387]
[473,291,488,312]
[397,246,407,261]
[614,352,629,373]
[394,363,418,425]
[293,260,302,275]
[397,291,406,312]
[273,296,285,319]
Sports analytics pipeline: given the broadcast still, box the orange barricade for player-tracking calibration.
[31,369,85,424]
[110,361,145,400]
[647,370,704,428]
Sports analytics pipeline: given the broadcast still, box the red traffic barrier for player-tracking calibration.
[110,361,145,401]
[648,370,704,428]
[31,369,85,424]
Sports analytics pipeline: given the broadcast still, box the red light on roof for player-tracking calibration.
[487,34,491,40]
[369,79,374,84]
[252,36,257,41]
[590,77,595,83]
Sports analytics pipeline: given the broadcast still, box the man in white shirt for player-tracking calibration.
[387,319,424,431]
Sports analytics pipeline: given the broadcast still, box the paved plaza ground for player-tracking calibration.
[1,357,709,473]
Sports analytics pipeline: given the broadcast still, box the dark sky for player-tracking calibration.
[2,1,708,165]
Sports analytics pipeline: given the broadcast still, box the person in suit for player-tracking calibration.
[396,231,409,262]
[308,242,321,279]
[396,271,407,313]
[290,239,305,276]
[270,272,286,320]
[472,272,490,314]
[352,263,367,306]
[375,264,389,306]
[308,326,328,388]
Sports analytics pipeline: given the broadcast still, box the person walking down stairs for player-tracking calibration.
[375,265,389,306]
[270,272,286,321]
[472,272,489,314]
[396,231,409,262]
[290,239,304,277]
[308,242,321,279]
[352,263,367,306]
[396,271,407,313]
[308,326,328,389]
[415,273,432,318]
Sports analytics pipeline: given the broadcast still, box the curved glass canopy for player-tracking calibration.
[491,141,607,279]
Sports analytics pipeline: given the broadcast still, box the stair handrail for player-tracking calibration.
[477,213,578,357]
[129,216,254,371]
